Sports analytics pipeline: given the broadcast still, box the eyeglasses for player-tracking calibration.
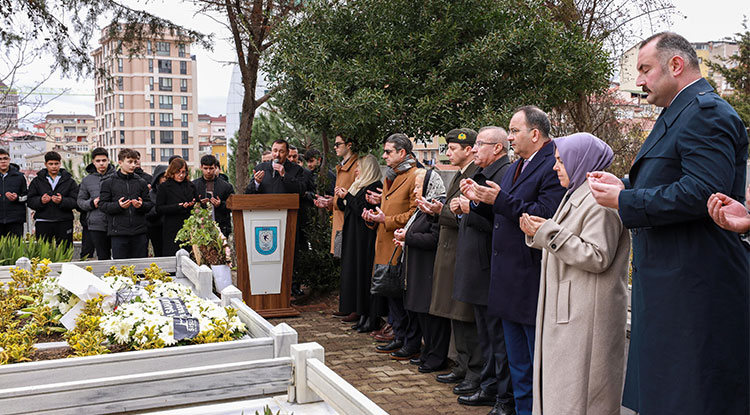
[508,128,534,137]
[333,142,345,148]
[383,149,395,155]
[473,140,498,147]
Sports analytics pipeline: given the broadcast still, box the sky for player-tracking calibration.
[8,0,750,128]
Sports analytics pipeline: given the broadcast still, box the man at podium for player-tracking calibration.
[244,139,306,195]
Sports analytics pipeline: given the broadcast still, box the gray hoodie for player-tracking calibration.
[77,163,115,231]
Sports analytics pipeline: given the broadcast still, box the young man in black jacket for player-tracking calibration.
[0,148,28,238]
[27,151,79,246]
[99,148,153,259]
[77,147,115,260]
[192,154,234,237]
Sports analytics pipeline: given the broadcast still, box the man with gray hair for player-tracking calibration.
[363,133,420,357]
[589,31,749,414]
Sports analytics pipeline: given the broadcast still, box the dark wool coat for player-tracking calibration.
[619,78,749,415]
[403,210,440,313]
[27,168,79,222]
[453,155,511,307]
[243,160,305,195]
[0,165,28,225]
[99,171,153,236]
[156,178,200,256]
[428,162,479,322]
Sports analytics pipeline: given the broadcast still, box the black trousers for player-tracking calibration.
[89,230,111,260]
[111,233,148,259]
[388,297,421,349]
[0,222,24,239]
[148,225,163,257]
[475,304,514,404]
[416,312,450,369]
[451,318,484,382]
[80,221,95,259]
[35,220,73,247]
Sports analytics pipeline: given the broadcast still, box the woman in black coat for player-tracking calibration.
[336,154,386,333]
[394,168,447,371]
[156,158,199,256]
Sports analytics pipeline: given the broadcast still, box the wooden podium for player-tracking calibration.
[227,194,300,318]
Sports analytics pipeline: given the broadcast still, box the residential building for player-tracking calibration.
[410,135,446,167]
[0,130,47,170]
[212,138,228,170]
[26,149,85,175]
[92,26,200,173]
[0,80,19,131]
[37,114,96,153]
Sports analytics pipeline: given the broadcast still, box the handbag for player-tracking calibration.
[333,230,343,258]
[370,246,404,298]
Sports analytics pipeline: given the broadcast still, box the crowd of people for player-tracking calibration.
[317,32,749,415]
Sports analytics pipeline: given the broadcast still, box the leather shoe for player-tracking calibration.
[436,372,464,384]
[370,323,390,337]
[373,325,394,342]
[453,379,480,396]
[488,401,516,415]
[357,317,383,333]
[341,312,358,322]
[351,315,367,330]
[418,363,447,373]
[409,357,422,365]
[457,389,496,406]
[332,311,348,317]
[375,340,403,353]
[390,348,420,360]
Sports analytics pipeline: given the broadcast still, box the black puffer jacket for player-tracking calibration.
[99,171,153,236]
[27,169,79,222]
[0,165,28,225]
[146,165,167,226]
[135,167,153,187]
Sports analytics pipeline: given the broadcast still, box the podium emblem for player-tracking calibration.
[255,226,278,255]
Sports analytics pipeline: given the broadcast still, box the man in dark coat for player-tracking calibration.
[77,147,115,260]
[0,149,28,238]
[245,139,305,196]
[193,154,235,238]
[453,127,515,415]
[27,151,79,247]
[133,151,153,186]
[99,149,153,259]
[590,32,749,415]
[146,165,167,256]
[463,106,566,415]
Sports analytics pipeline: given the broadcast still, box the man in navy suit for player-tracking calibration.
[590,32,749,415]
[462,106,566,415]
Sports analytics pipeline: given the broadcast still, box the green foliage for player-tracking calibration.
[707,21,750,128]
[266,0,611,152]
[0,234,73,266]
[293,209,340,293]
[175,206,229,265]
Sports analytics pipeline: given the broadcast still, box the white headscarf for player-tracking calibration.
[404,169,445,232]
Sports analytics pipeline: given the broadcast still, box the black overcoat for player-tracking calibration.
[619,78,749,414]
[453,155,511,306]
[155,178,200,256]
[403,210,440,314]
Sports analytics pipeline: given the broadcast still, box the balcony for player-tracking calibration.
[159,103,173,110]
[160,121,173,127]
[159,85,172,92]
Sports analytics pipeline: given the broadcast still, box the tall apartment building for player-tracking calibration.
[92,28,199,173]
[39,114,96,153]
[0,80,19,131]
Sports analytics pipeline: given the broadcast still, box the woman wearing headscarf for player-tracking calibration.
[335,154,387,332]
[156,158,200,256]
[391,168,447,372]
[519,133,630,415]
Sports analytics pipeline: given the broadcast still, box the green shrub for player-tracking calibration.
[0,234,74,266]
[293,209,340,293]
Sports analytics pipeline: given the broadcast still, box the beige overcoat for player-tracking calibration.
[373,166,417,266]
[526,184,630,415]
[329,154,359,254]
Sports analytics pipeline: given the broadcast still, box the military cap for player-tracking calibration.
[445,128,477,145]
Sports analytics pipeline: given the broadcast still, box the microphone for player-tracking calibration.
[272,158,280,177]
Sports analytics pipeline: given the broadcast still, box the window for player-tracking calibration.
[117,76,123,90]
[181,96,188,110]
[150,113,155,127]
[149,76,154,91]
[160,148,174,161]
[181,113,188,127]
[151,149,156,162]
[119,130,125,144]
[159,113,173,127]
[160,131,174,144]
[119,112,124,127]
[148,59,153,73]
[182,148,189,160]
[178,44,186,57]
[117,58,123,72]
[180,61,187,75]
[147,40,152,55]
[149,95,154,109]
[158,59,172,73]
[181,130,188,144]
[180,79,187,92]
[159,95,173,109]
[159,77,172,91]
[150,130,155,144]
[118,95,124,109]
[156,41,170,56]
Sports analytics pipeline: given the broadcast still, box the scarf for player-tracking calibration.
[554,132,613,192]
[404,169,446,232]
[385,155,416,182]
